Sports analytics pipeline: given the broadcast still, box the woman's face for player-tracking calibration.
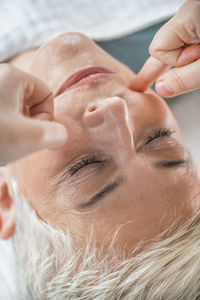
[10,33,199,252]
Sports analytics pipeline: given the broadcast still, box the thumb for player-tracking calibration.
[155,59,200,97]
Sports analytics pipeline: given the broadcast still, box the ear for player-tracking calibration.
[0,168,16,240]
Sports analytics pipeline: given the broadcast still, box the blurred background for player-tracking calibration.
[169,90,200,167]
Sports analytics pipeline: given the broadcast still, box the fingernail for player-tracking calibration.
[156,80,173,96]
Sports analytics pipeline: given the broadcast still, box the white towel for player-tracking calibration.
[0,0,185,62]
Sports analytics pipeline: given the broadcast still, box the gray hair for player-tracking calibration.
[10,178,200,300]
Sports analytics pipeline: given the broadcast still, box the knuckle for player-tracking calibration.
[24,80,34,100]
[178,1,200,38]
[169,68,186,92]
[149,32,164,60]
[149,41,156,56]
[149,39,158,57]
[149,45,154,57]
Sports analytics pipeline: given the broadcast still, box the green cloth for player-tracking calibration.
[97,20,175,98]
[97,20,167,73]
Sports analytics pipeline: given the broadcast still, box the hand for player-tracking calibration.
[0,64,67,165]
[131,0,200,97]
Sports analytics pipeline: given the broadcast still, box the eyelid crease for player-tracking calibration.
[68,156,102,176]
[155,159,188,168]
[79,176,124,208]
[136,127,174,152]
[144,128,174,145]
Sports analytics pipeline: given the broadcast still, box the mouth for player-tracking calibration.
[55,66,114,96]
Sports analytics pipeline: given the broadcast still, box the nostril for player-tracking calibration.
[88,105,97,112]
[83,104,104,128]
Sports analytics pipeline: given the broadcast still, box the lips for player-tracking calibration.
[55,66,114,96]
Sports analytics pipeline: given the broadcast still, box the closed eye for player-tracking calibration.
[145,128,174,145]
[68,156,102,176]
[69,129,173,176]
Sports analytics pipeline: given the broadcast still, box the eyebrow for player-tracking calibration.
[79,176,124,208]
[154,159,189,169]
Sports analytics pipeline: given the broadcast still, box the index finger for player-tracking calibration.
[130,56,169,92]
[0,64,53,113]
[17,68,54,119]
[22,71,53,109]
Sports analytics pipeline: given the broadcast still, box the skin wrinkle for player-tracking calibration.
[7,32,200,257]
[11,178,200,299]
[80,175,124,208]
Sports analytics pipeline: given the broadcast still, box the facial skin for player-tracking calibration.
[8,33,200,254]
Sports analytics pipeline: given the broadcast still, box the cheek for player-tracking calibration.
[127,92,170,124]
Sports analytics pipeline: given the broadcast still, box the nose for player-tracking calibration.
[83,97,134,161]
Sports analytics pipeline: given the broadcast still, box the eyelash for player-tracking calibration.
[69,156,102,176]
[145,128,173,145]
[69,128,173,176]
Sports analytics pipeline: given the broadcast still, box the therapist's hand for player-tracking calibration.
[131,0,200,97]
[0,64,67,165]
